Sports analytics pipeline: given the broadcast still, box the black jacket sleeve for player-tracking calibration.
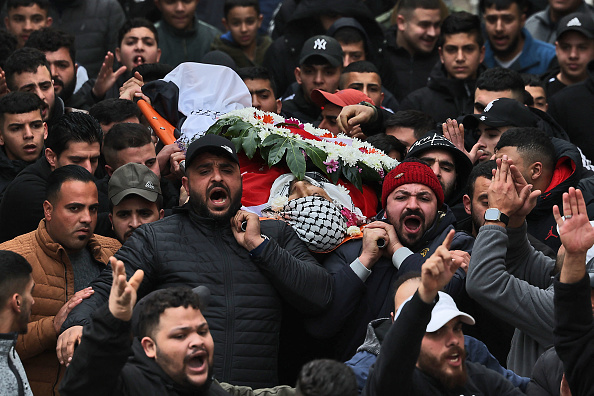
[362,291,433,396]
[553,274,594,396]
[59,304,130,396]
[255,220,333,314]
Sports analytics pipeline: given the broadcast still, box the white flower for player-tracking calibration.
[347,226,362,237]
[270,195,288,212]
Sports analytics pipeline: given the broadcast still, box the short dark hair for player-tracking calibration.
[0,30,18,70]
[466,159,496,198]
[438,11,483,47]
[384,110,436,140]
[390,271,422,303]
[0,250,32,307]
[7,0,49,11]
[0,91,44,125]
[224,0,260,17]
[522,73,545,89]
[479,0,526,14]
[295,359,357,396]
[137,287,202,339]
[25,28,76,65]
[396,0,444,14]
[89,99,142,126]
[118,18,159,47]
[237,66,277,97]
[46,164,95,203]
[342,60,380,75]
[475,67,525,101]
[4,47,51,91]
[495,127,556,171]
[46,112,103,157]
[103,123,153,168]
[366,133,407,160]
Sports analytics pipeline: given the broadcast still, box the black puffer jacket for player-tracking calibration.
[0,147,35,201]
[399,62,485,123]
[61,207,333,388]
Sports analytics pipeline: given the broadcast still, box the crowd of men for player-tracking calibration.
[0,0,594,395]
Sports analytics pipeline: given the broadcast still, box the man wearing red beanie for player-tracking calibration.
[307,158,474,361]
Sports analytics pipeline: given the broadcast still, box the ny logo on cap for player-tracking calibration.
[221,145,233,154]
[567,17,582,27]
[145,181,155,189]
[484,99,498,112]
[314,38,327,50]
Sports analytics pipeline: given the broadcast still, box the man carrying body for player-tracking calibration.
[481,0,556,75]
[0,112,102,242]
[308,159,473,361]
[59,134,332,388]
[400,11,486,123]
[0,250,36,396]
[0,91,46,197]
[0,165,121,395]
[363,230,523,396]
[108,163,164,243]
[282,35,343,124]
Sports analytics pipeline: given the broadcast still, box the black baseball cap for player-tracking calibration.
[299,35,343,67]
[185,134,240,168]
[463,98,538,129]
[557,12,594,39]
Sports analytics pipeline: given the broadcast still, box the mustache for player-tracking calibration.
[53,77,64,87]
[207,182,230,196]
[442,345,466,360]
[400,208,425,222]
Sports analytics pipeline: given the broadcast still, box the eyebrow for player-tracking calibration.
[253,88,272,95]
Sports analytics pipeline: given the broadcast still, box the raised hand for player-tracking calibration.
[418,230,460,303]
[108,257,144,321]
[554,187,594,256]
[442,118,482,163]
[92,52,127,99]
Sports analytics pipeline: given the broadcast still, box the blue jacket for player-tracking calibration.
[346,318,530,394]
[484,28,556,75]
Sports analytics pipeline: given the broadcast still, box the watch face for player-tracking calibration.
[484,208,500,221]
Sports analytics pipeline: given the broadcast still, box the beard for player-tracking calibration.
[189,181,242,223]
[470,209,485,237]
[388,207,429,250]
[55,77,77,101]
[155,344,214,390]
[17,302,31,334]
[418,346,467,390]
[493,33,521,59]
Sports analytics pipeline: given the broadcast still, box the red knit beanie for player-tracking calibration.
[381,161,444,209]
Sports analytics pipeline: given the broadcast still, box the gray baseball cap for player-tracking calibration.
[109,163,161,206]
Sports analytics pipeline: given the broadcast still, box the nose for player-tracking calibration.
[314,70,324,85]
[251,93,261,110]
[406,195,421,210]
[445,329,461,347]
[495,18,503,32]
[80,208,92,224]
[456,49,464,62]
[50,64,58,79]
[130,213,142,229]
[34,86,47,103]
[23,125,34,140]
[427,25,436,37]
[430,162,441,178]
[343,55,351,68]
[23,19,33,31]
[79,160,93,174]
[175,1,184,11]
[211,167,224,182]
[188,332,205,349]
[569,46,578,59]
[291,181,308,198]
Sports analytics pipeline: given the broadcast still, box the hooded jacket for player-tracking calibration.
[210,33,272,68]
[526,137,594,251]
[484,28,556,75]
[346,318,529,394]
[61,206,332,388]
[0,220,120,396]
[308,205,473,361]
[548,61,594,162]
[263,0,384,96]
[525,2,594,44]
[399,62,486,124]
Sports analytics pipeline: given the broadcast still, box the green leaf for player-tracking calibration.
[267,141,288,167]
[359,162,381,182]
[261,134,287,147]
[342,164,363,192]
[230,137,244,154]
[226,120,253,138]
[304,145,328,176]
[286,144,307,180]
[242,133,258,158]
[206,116,240,136]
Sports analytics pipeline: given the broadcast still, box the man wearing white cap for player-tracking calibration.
[363,230,523,395]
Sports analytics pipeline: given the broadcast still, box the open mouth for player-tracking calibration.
[133,55,146,67]
[446,352,462,366]
[403,216,422,233]
[186,351,207,373]
[209,187,229,208]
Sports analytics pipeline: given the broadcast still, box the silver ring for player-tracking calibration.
[565,215,573,220]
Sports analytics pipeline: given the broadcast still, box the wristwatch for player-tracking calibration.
[484,208,509,226]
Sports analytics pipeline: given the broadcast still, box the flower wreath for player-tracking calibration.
[204,107,398,192]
